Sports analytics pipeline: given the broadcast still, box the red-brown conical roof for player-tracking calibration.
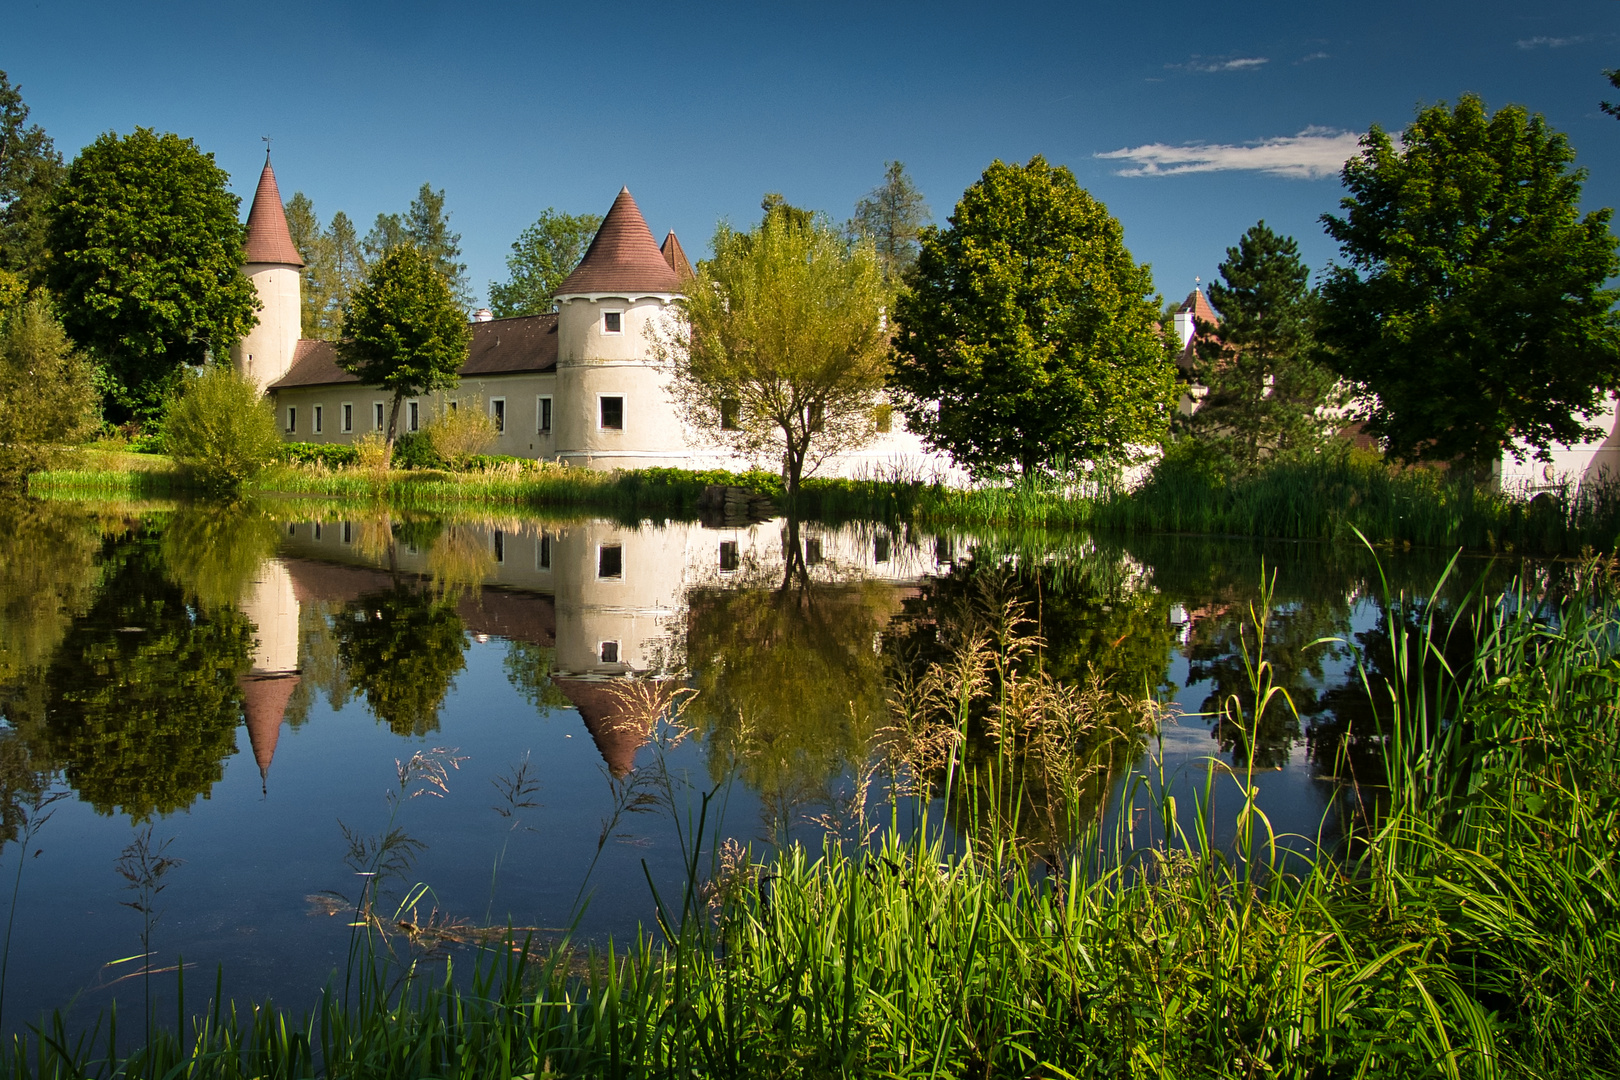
[243,155,304,267]
[555,188,681,296]
[660,231,695,283]
[239,672,301,791]
[553,678,656,778]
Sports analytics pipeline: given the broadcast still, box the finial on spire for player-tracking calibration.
[262,135,272,159]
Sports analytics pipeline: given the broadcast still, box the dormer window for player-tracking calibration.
[602,310,623,334]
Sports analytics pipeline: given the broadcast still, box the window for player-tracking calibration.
[341,521,353,545]
[313,522,322,541]
[493,529,505,563]
[342,402,353,433]
[804,537,823,566]
[935,536,953,564]
[286,523,296,537]
[597,543,623,580]
[407,400,420,433]
[536,532,551,570]
[286,406,297,434]
[808,403,825,433]
[599,640,620,664]
[448,399,457,414]
[314,405,324,434]
[537,396,552,434]
[874,535,890,563]
[491,398,506,434]
[720,398,741,431]
[719,540,739,573]
[874,403,893,434]
[602,310,623,334]
[599,395,624,431]
[373,402,384,431]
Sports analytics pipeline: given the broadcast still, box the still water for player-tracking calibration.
[0,498,1521,1034]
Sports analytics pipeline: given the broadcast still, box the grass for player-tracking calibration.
[1,545,1616,1077]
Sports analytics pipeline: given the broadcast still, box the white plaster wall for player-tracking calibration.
[1500,394,1620,491]
[554,295,692,468]
[232,264,302,392]
[272,372,559,450]
[240,558,300,675]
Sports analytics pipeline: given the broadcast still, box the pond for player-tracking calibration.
[0,498,1530,1035]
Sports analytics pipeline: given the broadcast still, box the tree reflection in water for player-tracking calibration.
[334,586,468,738]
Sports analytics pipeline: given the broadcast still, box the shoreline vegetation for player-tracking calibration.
[0,554,1616,1077]
[27,444,1620,557]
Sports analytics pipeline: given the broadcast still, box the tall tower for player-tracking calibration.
[231,153,304,392]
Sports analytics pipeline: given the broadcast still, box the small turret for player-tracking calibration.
[231,153,304,392]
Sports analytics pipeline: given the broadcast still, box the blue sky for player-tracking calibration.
[6,0,1617,308]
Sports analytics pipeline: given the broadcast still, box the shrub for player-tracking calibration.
[390,432,445,470]
[427,396,496,467]
[160,364,281,493]
[281,441,360,468]
[0,295,99,485]
[354,432,391,476]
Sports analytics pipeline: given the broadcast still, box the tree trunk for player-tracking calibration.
[386,392,405,452]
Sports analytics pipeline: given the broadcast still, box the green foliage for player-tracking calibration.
[334,585,467,737]
[502,640,571,710]
[281,441,361,468]
[1320,94,1620,468]
[0,292,98,484]
[45,128,260,424]
[39,533,250,819]
[158,502,282,613]
[663,208,889,491]
[1603,66,1620,120]
[0,498,100,687]
[0,70,62,278]
[284,193,365,341]
[362,184,469,308]
[1184,222,1339,469]
[487,208,602,317]
[388,432,444,470]
[852,161,930,284]
[338,245,470,445]
[426,395,496,466]
[891,155,1178,478]
[163,364,281,493]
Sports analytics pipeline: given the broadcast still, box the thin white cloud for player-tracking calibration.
[1516,35,1588,49]
[1168,55,1270,73]
[1097,127,1363,180]
[1296,51,1330,64]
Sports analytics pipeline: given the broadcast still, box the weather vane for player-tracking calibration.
[262,135,272,157]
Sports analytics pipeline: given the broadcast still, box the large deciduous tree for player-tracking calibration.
[1184,222,1338,469]
[0,70,62,279]
[1319,95,1620,469]
[487,208,603,317]
[890,156,1177,479]
[45,128,259,423]
[337,244,469,448]
[853,161,930,284]
[659,206,889,493]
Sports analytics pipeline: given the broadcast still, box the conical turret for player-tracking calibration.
[232,152,305,391]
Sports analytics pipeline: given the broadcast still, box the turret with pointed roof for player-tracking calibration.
[660,231,695,283]
[556,188,682,297]
[232,152,306,391]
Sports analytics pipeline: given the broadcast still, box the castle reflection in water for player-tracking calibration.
[239,517,951,781]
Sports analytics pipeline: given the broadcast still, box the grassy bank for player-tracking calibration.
[3,555,1616,1077]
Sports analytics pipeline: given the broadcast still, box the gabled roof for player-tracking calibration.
[660,231,695,283]
[269,313,559,390]
[243,155,304,267]
[555,188,682,297]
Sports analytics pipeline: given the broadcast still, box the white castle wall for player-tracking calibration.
[233,264,302,392]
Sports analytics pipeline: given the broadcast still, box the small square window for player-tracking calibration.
[935,536,953,564]
[719,540,739,573]
[491,398,506,434]
[599,396,624,431]
[597,544,623,580]
[720,398,741,431]
[537,532,551,570]
[313,522,323,541]
[538,396,552,434]
[602,310,623,334]
[342,402,353,433]
[286,406,297,434]
[314,405,324,434]
[599,640,620,664]
[874,535,890,563]
[286,523,296,536]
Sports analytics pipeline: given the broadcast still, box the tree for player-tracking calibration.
[1319,95,1620,469]
[890,156,1178,478]
[853,161,930,284]
[659,208,889,493]
[0,289,97,484]
[1603,67,1620,120]
[487,208,602,317]
[334,584,466,737]
[162,364,282,493]
[364,184,469,308]
[0,70,62,278]
[44,128,259,424]
[324,211,363,335]
[1183,222,1338,469]
[284,191,329,338]
[337,244,470,448]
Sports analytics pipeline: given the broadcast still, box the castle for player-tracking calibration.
[232,156,958,480]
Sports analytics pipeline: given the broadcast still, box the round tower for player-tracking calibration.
[552,187,687,469]
[231,153,304,392]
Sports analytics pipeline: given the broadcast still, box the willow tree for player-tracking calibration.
[660,208,889,492]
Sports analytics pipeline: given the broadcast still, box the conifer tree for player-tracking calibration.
[853,161,930,284]
[1184,222,1337,469]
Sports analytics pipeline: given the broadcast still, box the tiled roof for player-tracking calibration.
[269,313,559,390]
[243,156,304,266]
[660,231,695,282]
[239,672,299,786]
[556,188,682,297]
[553,679,655,777]
[1178,289,1221,327]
